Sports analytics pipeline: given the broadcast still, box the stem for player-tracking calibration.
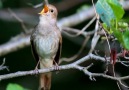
[116,19,118,30]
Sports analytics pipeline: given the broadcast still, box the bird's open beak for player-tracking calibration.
[38,5,49,15]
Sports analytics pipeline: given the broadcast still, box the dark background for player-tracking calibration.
[0,0,129,90]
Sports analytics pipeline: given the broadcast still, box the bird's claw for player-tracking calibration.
[53,65,60,74]
[89,75,96,81]
[32,68,39,75]
[54,65,59,70]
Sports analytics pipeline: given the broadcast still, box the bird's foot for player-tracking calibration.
[33,67,39,75]
[53,65,60,70]
[53,64,60,74]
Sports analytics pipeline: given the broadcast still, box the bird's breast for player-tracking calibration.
[35,34,59,59]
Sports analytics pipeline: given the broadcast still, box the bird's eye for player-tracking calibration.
[50,9,54,13]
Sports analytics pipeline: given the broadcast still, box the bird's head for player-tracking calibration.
[39,4,58,20]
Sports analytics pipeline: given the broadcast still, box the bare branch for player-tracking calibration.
[61,16,96,37]
[0,53,129,83]
[0,34,30,56]
[62,27,96,38]
[33,3,43,8]
[89,20,100,53]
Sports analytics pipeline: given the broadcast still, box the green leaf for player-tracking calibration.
[96,0,128,50]
[107,0,125,21]
[123,30,129,50]
[102,23,113,34]
[6,83,29,90]
[96,0,115,26]
[113,28,129,50]
[96,0,124,27]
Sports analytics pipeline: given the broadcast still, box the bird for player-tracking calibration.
[30,4,62,90]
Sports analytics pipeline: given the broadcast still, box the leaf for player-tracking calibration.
[113,28,129,50]
[96,0,115,26]
[96,0,128,50]
[122,30,129,50]
[96,0,124,27]
[6,83,28,90]
[102,23,113,34]
[107,0,125,21]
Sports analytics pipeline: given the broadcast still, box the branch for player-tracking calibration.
[88,19,100,53]
[60,36,90,63]
[0,34,30,56]
[0,53,128,82]
[62,16,96,37]
[0,58,9,71]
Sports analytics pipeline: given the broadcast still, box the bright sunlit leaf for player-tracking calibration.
[6,83,28,90]
[107,0,125,21]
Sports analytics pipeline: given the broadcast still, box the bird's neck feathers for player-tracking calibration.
[39,15,57,26]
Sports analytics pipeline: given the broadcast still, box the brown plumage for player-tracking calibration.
[30,4,62,90]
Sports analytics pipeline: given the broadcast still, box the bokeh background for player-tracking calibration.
[0,0,129,90]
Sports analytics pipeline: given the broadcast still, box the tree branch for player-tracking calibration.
[0,34,30,56]
[0,53,128,82]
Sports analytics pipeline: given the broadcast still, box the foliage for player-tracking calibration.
[6,83,29,90]
[96,0,129,50]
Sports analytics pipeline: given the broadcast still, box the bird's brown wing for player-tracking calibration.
[30,39,39,63]
[54,34,62,65]
[30,27,39,63]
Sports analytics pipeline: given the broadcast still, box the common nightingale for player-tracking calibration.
[30,4,62,90]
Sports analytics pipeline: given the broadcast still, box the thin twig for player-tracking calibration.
[62,27,87,37]
[92,0,99,19]
[0,58,9,71]
[8,8,28,34]
[102,28,111,54]
[62,27,105,37]
[33,3,43,8]
[62,16,96,37]
[88,20,100,53]
[60,36,90,63]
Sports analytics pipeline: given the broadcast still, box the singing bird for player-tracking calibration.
[30,4,62,90]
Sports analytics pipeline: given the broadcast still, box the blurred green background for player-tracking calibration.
[0,0,129,90]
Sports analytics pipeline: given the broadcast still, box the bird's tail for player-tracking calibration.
[40,72,51,90]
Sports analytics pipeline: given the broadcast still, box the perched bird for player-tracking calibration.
[30,4,62,90]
